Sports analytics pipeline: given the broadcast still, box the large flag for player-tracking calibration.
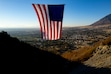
[32,4,64,40]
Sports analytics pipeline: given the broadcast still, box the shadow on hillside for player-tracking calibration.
[0,31,111,74]
[69,63,111,74]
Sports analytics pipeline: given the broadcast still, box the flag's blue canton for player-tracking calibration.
[48,5,64,21]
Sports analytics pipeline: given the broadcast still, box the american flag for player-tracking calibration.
[32,4,64,40]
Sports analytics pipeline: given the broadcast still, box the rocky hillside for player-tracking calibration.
[91,14,111,26]
[62,36,111,68]
[83,36,111,68]
[84,45,111,68]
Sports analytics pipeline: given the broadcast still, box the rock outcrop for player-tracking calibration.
[84,45,111,68]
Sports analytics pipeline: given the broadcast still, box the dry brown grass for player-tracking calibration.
[61,46,93,62]
[61,36,111,62]
[101,36,111,45]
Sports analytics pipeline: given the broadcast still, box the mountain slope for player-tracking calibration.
[84,36,111,68]
[0,31,111,74]
[0,31,72,74]
[84,45,111,68]
[62,36,111,68]
[69,36,111,74]
[91,14,111,26]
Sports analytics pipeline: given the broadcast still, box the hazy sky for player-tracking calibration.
[0,0,111,28]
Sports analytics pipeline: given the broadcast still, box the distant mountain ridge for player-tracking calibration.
[91,14,111,26]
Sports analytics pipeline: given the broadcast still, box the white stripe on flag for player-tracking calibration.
[39,5,45,40]
[40,5,48,40]
[45,5,50,40]
[58,21,61,39]
[54,21,58,40]
[35,5,45,39]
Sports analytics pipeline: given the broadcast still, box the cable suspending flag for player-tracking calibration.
[32,4,64,40]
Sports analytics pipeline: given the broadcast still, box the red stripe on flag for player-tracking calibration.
[32,4,43,39]
[38,5,46,39]
[53,21,55,40]
[60,21,62,39]
[56,22,59,39]
[43,5,49,40]
[50,21,52,40]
